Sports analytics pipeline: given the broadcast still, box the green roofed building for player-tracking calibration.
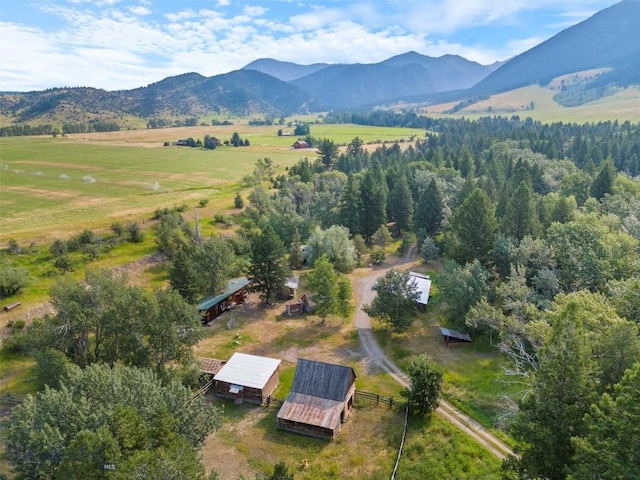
[197,277,250,325]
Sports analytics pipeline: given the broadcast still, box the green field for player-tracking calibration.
[0,124,424,244]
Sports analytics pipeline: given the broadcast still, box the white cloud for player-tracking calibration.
[129,6,151,16]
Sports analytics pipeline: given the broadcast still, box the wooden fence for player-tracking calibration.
[355,390,407,409]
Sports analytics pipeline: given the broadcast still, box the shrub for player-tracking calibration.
[198,199,209,208]
[0,267,29,297]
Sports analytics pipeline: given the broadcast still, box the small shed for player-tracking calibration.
[213,352,281,404]
[409,271,431,310]
[197,277,250,325]
[278,275,300,300]
[277,358,356,440]
[439,327,472,347]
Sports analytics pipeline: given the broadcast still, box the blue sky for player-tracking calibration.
[0,0,619,92]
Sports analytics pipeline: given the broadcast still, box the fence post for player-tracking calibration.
[390,397,393,408]
[376,394,379,404]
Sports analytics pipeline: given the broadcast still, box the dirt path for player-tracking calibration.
[354,247,514,460]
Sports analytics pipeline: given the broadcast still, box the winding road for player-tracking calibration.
[354,250,514,460]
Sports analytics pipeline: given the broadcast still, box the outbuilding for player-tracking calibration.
[197,277,250,325]
[277,358,356,440]
[213,352,281,404]
[408,271,431,310]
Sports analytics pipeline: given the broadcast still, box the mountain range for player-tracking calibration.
[1,0,638,128]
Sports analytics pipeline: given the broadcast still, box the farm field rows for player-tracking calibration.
[0,124,424,244]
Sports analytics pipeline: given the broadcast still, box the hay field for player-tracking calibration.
[0,124,423,244]
[420,85,640,123]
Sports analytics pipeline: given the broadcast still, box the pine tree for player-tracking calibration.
[502,181,540,240]
[387,174,414,234]
[590,158,615,200]
[246,226,290,305]
[359,169,387,244]
[414,178,443,237]
[169,248,200,303]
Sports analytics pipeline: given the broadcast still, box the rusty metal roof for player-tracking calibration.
[199,357,226,375]
[277,392,343,430]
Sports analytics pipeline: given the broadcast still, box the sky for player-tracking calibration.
[0,0,620,92]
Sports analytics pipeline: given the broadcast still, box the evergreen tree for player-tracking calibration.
[414,178,443,237]
[446,188,497,265]
[289,230,303,270]
[339,174,362,235]
[387,174,414,233]
[570,363,640,480]
[511,301,596,480]
[246,226,290,305]
[359,169,387,244]
[502,181,540,240]
[169,247,200,303]
[590,158,615,200]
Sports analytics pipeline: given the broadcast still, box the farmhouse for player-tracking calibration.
[292,140,309,149]
[277,358,356,440]
[197,277,250,325]
[408,271,431,310]
[213,352,281,404]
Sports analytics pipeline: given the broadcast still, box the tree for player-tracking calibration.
[269,460,295,480]
[317,138,338,169]
[335,276,354,324]
[289,230,303,270]
[387,174,414,233]
[438,260,490,329]
[570,363,640,480]
[502,181,540,240]
[193,237,236,296]
[306,254,338,324]
[445,188,497,265]
[234,192,244,209]
[363,269,419,331]
[414,178,444,237]
[246,226,290,305]
[339,174,362,235]
[510,301,596,480]
[308,225,356,273]
[590,158,615,201]
[402,354,443,416]
[359,169,387,244]
[46,270,202,372]
[3,363,221,480]
[169,247,200,303]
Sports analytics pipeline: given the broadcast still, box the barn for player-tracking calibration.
[213,352,281,404]
[277,358,356,440]
[197,277,250,325]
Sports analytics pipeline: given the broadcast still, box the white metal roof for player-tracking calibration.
[214,352,281,389]
[409,271,432,305]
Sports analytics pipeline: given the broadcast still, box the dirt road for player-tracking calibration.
[354,250,514,460]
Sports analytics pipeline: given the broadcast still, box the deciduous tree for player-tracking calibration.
[363,269,418,331]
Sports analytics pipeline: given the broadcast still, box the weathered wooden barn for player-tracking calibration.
[213,352,281,404]
[197,277,250,325]
[277,358,356,440]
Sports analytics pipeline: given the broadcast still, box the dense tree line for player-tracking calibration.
[236,114,639,479]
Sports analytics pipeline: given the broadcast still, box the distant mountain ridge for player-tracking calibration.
[1,1,638,128]
[472,0,640,95]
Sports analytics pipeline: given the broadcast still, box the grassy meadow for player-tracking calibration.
[0,123,423,245]
[419,84,640,123]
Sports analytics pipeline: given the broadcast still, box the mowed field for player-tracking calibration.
[419,85,640,123]
[0,123,424,245]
